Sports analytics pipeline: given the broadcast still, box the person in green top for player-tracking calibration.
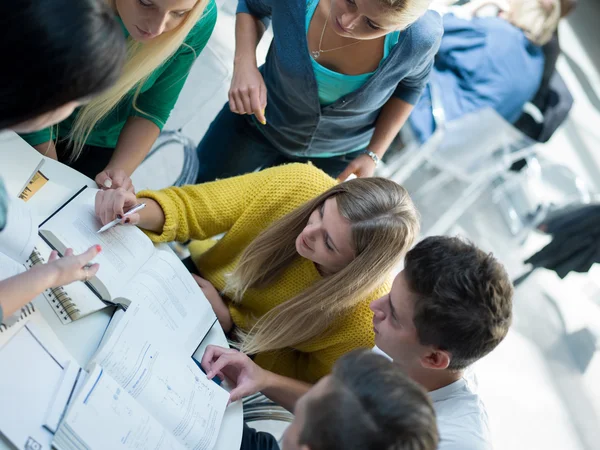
[21,0,217,193]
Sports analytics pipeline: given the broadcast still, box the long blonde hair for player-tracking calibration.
[226,178,420,355]
[66,0,210,160]
[378,0,433,30]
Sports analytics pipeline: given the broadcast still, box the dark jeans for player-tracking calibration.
[56,140,115,180]
[240,424,280,450]
[196,103,362,183]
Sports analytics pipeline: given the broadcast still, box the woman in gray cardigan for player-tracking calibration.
[196,0,442,182]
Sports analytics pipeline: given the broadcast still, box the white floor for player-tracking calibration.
[132,1,600,449]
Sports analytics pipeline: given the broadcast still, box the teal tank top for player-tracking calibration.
[306,0,400,106]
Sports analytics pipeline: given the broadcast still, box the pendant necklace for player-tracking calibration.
[311,5,362,59]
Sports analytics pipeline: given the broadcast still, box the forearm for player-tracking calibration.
[0,265,57,318]
[367,98,414,157]
[33,141,58,160]
[107,117,160,176]
[132,197,166,234]
[234,13,265,68]
[261,372,311,412]
[208,295,233,333]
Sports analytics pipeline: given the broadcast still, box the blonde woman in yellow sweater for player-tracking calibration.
[95,163,419,383]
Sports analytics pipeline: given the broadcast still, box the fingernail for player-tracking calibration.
[95,245,102,253]
[124,218,131,224]
[103,179,112,188]
[260,119,266,125]
[116,214,122,219]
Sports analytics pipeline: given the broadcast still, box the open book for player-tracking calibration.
[0,307,82,450]
[54,292,229,450]
[37,187,216,341]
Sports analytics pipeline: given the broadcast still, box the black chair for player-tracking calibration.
[514,33,574,144]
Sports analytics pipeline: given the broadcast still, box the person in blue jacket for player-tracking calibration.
[196,0,443,182]
[409,0,562,143]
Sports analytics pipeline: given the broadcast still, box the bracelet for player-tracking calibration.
[364,150,380,167]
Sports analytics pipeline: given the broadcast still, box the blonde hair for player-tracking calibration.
[378,0,433,30]
[225,178,420,355]
[66,0,210,160]
[509,0,561,46]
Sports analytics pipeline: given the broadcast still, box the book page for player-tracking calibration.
[0,320,71,450]
[24,176,79,221]
[0,250,25,280]
[91,302,228,450]
[0,131,44,198]
[120,250,217,354]
[54,363,184,450]
[39,188,155,300]
[0,196,38,263]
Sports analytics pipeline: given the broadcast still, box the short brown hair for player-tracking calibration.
[299,350,438,450]
[404,236,513,371]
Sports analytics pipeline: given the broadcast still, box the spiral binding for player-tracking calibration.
[28,248,81,323]
[0,303,35,333]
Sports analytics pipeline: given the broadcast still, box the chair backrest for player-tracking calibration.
[427,108,534,181]
[514,33,574,142]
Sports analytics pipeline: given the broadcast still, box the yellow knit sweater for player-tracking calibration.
[138,164,389,383]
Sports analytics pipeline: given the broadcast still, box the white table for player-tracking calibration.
[0,132,243,450]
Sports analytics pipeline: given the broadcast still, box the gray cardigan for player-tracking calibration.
[237,0,442,157]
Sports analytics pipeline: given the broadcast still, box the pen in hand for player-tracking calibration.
[97,203,146,234]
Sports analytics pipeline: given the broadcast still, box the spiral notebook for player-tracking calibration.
[26,241,108,324]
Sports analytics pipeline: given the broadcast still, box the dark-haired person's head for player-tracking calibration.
[282,350,438,450]
[0,0,126,132]
[371,236,513,375]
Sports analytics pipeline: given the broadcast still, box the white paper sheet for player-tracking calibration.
[0,131,44,198]
[0,197,38,263]
[91,302,228,450]
[0,322,67,450]
[39,188,155,301]
[120,250,217,354]
[54,364,184,450]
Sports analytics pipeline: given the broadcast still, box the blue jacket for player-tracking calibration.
[237,0,442,156]
[409,14,545,143]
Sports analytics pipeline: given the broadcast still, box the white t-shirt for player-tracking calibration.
[430,375,492,450]
[372,347,492,450]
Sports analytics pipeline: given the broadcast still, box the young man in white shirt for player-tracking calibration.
[202,236,513,450]
[369,236,513,449]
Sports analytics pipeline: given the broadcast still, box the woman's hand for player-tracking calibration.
[201,345,270,404]
[95,188,139,226]
[95,168,134,193]
[229,62,267,125]
[337,154,377,181]
[45,246,101,288]
[192,274,233,333]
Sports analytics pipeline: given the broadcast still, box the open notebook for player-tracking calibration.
[35,186,216,337]
[54,291,229,450]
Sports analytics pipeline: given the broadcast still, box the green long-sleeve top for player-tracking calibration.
[21,1,217,148]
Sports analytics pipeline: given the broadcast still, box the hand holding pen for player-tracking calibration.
[95,188,144,232]
[97,203,146,233]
